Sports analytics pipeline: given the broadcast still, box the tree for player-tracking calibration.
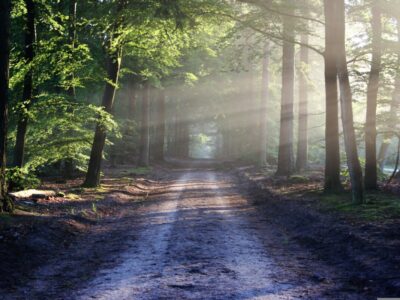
[138,82,150,167]
[296,32,309,171]
[153,88,166,162]
[14,0,37,167]
[335,0,364,203]
[276,14,295,176]
[0,0,13,212]
[323,0,343,192]
[83,0,126,187]
[364,1,382,190]
[258,42,269,167]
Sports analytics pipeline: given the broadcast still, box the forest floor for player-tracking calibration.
[0,162,399,299]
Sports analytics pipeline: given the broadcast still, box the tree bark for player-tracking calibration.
[323,0,343,192]
[138,82,150,167]
[0,0,13,212]
[83,52,122,187]
[276,15,295,176]
[335,0,364,203]
[14,0,36,168]
[258,42,269,167]
[296,33,309,171]
[364,1,382,190]
[153,88,166,162]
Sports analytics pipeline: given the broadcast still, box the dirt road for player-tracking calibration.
[6,169,379,299]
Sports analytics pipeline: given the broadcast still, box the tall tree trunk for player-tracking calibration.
[83,52,122,187]
[258,42,269,167]
[0,0,13,212]
[296,33,309,171]
[335,0,364,203]
[276,15,295,176]
[138,82,150,167]
[153,88,166,162]
[364,1,382,190]
[14,0,36,168]
[378,22,400,170]
[83,0,125,187]
[323,0,343,192]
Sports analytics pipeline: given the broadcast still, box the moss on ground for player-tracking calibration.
[320,192,400,221]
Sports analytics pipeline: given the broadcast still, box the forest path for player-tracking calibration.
[74,170,299,300]
[11,169,365,299]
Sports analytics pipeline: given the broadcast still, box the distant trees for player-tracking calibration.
[153,88,166,162]
[378,21,400,170]
[0,0,398,205]
[228,0,385,202]
[138,82,150,167]
[258,42,269,167]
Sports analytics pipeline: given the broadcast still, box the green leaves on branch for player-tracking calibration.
[9,94,120,171]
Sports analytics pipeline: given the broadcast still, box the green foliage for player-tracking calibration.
[6,167,40,192]
[9,94,120,172]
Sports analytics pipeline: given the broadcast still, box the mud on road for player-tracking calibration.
[1,168,396,299]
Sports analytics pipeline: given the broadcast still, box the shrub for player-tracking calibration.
[6,167,40,192]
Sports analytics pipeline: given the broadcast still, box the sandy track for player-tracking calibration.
[72,171,340,300]
[7,170,369,299]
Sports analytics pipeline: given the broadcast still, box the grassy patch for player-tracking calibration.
[125,167,152,176]
[93,194,105,201]
[288,175,310,184]
[321,192,400,221]
[66,193,81,200]
[83,185,109,194]
[119,177,134,183]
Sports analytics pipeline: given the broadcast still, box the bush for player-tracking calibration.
[6,167,41,192]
